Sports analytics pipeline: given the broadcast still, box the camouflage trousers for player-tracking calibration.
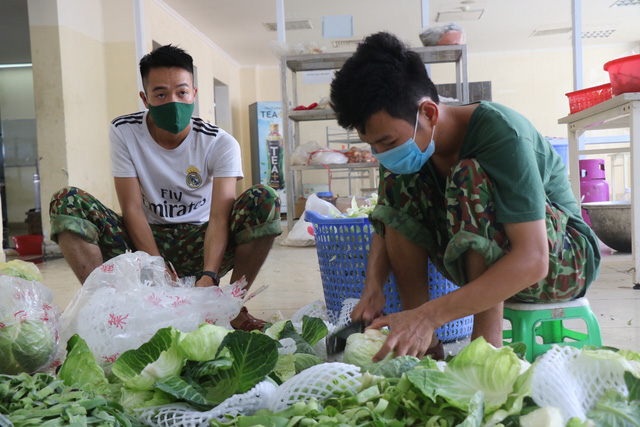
[49,185,282,278]
[371,159,588,302]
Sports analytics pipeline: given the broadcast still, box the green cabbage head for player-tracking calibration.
[0,320,55,374]
[343,328,392,370]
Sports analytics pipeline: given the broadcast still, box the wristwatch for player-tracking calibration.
[202,271,220,287]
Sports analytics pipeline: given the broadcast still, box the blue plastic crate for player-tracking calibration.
[305,210,473,343]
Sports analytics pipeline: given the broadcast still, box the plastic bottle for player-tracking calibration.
[267,123,283,189]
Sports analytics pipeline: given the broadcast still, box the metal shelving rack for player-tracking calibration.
[280,45,469,231]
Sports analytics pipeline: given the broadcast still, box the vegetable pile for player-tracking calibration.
[2,303,640,426]
[0,372,139,426]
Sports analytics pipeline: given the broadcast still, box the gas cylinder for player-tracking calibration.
[580,159,609,226]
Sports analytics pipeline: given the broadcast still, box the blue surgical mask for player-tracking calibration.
[372,108,435,175]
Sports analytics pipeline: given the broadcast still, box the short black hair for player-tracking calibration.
[330,32,439,134]
[139,44,194,88]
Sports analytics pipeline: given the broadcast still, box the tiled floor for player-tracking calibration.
[23,230,640,354]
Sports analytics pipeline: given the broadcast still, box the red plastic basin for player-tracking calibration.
[604,54,640,96]
[12,235,43,256]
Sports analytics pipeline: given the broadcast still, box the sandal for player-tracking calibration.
[233,307,268,332]
[426,339,445,361]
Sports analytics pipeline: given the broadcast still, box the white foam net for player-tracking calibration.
[290,300,329,323]
[136,380,277,426]
[268,362,362,413]
[531,345,634,422]
[58,252,247,366]
[336,298,359,328]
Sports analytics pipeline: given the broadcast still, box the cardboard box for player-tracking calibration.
[294,197,307,219]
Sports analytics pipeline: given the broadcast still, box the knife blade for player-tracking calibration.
[326,319,367,356]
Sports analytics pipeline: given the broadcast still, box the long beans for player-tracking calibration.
[0,373,140,426]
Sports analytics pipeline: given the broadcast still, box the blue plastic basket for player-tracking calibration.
[305,210,473,343]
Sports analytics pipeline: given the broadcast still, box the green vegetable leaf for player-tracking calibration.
[457,391,484,427]
[626,371,640,402]
[153,375,210,408]
[273,353,296,382]
[293,353,323,374]
[279,321,316,355]
[58,334,108,394]
[183,357,233,379]
[587,389,640,426]
[177,323,230,362]
[111,327,184,390]
[506,342,528,360]
[301,316,328,346]
[1,320,55,375]
[367,355,420,378]
[200,330,279,405]
[0,260,44,282]
[406,337,530,418]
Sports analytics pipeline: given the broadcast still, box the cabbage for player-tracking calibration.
[0,260,44,282]
[111,327,184,390]
[343,329,392,370]
[177,323,230,361]
[0,320,55,374]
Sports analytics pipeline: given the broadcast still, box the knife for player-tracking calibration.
[326,319,367,357]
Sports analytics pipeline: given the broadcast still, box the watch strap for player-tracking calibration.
[202,271,220,286]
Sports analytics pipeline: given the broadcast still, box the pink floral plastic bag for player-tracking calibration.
[58,251,248,366]
[0,268,60,374]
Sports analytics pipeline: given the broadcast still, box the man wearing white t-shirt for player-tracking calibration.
[49,45,282,331]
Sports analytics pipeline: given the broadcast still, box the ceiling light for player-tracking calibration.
[0,63,32,69]
[263,20,313,32]
[530,28,572,37]
[582,29,616,38]
[436,9,483,22]
[610,0,640,6]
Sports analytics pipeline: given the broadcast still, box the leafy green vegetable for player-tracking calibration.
[273,353,297,382]
[293,353,323,374]
[177,322,230,362]
[58,334,109,394]
[587,389,640,426]
[0,260,44,282]
[118,387,174,412]
[153,375,210,407]
[367,355,421,378]
[300,315,328,346]
[203,331,278,404]
[343,329,392,370]
[0,320,55,375]
[406,337,531,423]
[0,372,141,426]
[111,327,184,390]
[279,321,316,355]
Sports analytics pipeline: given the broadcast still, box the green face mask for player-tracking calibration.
[148,101,195,134]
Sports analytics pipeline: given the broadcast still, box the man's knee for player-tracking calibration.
[50,186,81,215]
[236,184,281,222]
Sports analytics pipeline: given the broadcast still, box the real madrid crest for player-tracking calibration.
[186,165,202,188]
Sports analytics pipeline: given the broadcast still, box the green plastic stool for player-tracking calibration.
[503,297,602,362]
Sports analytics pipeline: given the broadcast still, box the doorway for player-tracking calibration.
[213,78,232,134]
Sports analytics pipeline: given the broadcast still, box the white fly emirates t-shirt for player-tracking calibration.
[110,110,243,225]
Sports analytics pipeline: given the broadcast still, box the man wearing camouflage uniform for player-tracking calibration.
[330,32,600,361]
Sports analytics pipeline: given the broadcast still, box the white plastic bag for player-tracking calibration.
[419,23,466,46]
[309,149,348,165]
[280,194,341,247]
[0,264,60,375]
[59,251,248,366]
[291,141,322,166]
